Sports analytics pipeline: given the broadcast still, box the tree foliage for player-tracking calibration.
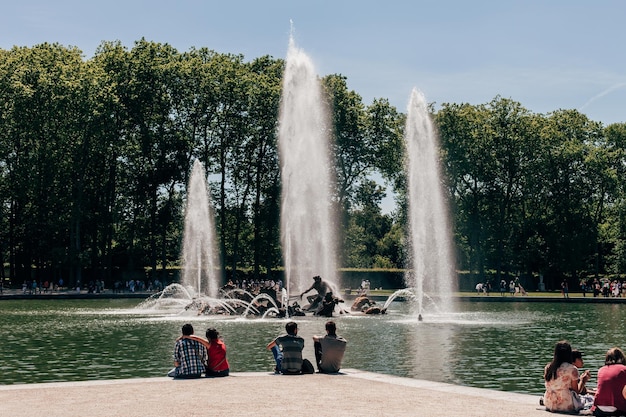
[0,42,625,290]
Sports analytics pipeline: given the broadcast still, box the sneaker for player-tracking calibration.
[273,367,280,374]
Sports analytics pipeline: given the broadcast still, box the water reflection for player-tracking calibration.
[0,299,622,395]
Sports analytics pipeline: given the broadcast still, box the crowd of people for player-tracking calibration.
[580,278,626,298]
[543,340,626,416]
[15,278,166,294]
[168,320,347,379]
[474,277,529,296]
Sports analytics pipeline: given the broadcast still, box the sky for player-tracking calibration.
[1,0,625,126]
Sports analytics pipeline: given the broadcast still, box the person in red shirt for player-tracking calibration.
[205,328,229,377]
[593,347,626,415]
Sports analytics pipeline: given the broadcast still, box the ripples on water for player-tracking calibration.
[0,298,622,395]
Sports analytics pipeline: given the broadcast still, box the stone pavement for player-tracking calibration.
[0,369,548,417]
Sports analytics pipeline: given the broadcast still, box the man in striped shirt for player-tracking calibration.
[267,321,305,374]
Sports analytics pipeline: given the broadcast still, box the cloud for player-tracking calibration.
[579,83,626,112]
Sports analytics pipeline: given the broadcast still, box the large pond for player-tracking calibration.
[1,298,621,395]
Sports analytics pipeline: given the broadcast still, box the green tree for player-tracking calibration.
[322,75,404,268]
[595,123,626,276]
[343,179,397,268]
[537,110,603,287]
[245,56,283,277]
[0,43,100,284]
[437,101,492,278]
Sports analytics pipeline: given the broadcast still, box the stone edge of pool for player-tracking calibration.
[0,369,548,417]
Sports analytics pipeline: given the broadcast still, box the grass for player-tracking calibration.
[345,288,608,299]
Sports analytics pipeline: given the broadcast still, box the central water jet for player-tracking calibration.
[278,32,340,297]
[180,159,221,298]
[404,88,456,315]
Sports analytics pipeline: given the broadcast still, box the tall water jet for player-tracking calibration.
[181,159,221,298]
[404,88,456,315]
[278,33,339,296]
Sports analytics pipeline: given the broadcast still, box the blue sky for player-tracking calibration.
[2,0,625,125]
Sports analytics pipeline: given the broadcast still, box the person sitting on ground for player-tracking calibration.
[312,320,347,373]
[592,347,626,416]
[266,321,313,374]
[571,349,595,410]
[204,328,230,377]
[300,275,330,312]
[572,349,594,396]
[543,340,588,413]
[183,327,230,377]
[167,323,208,379]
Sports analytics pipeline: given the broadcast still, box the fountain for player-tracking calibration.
[403,88,457,316]
[181,159,221,298]
[138,160,226,313]
[141,42,454,321]
[278,31,340,298]
[143,31,344,317]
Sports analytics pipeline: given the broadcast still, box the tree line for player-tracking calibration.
[0,40,624,290]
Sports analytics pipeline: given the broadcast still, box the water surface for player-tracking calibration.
[0,299,617,395]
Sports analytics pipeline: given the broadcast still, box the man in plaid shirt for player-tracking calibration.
[168,323,208,378]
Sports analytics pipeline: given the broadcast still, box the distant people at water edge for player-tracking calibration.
[313,321,347,373]
[592,347,626,416]
[358,279,371,295]
[168,323,207,379]
[475,282,491,295]
[499,279,507,296]
[561,279,569,298]
[266,321,314,374]
[514,277,528,296]
[543,340,588,413]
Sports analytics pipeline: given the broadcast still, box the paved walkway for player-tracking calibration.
[0,369,547,417]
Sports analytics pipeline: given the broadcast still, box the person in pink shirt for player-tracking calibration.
[593,347,626,416]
